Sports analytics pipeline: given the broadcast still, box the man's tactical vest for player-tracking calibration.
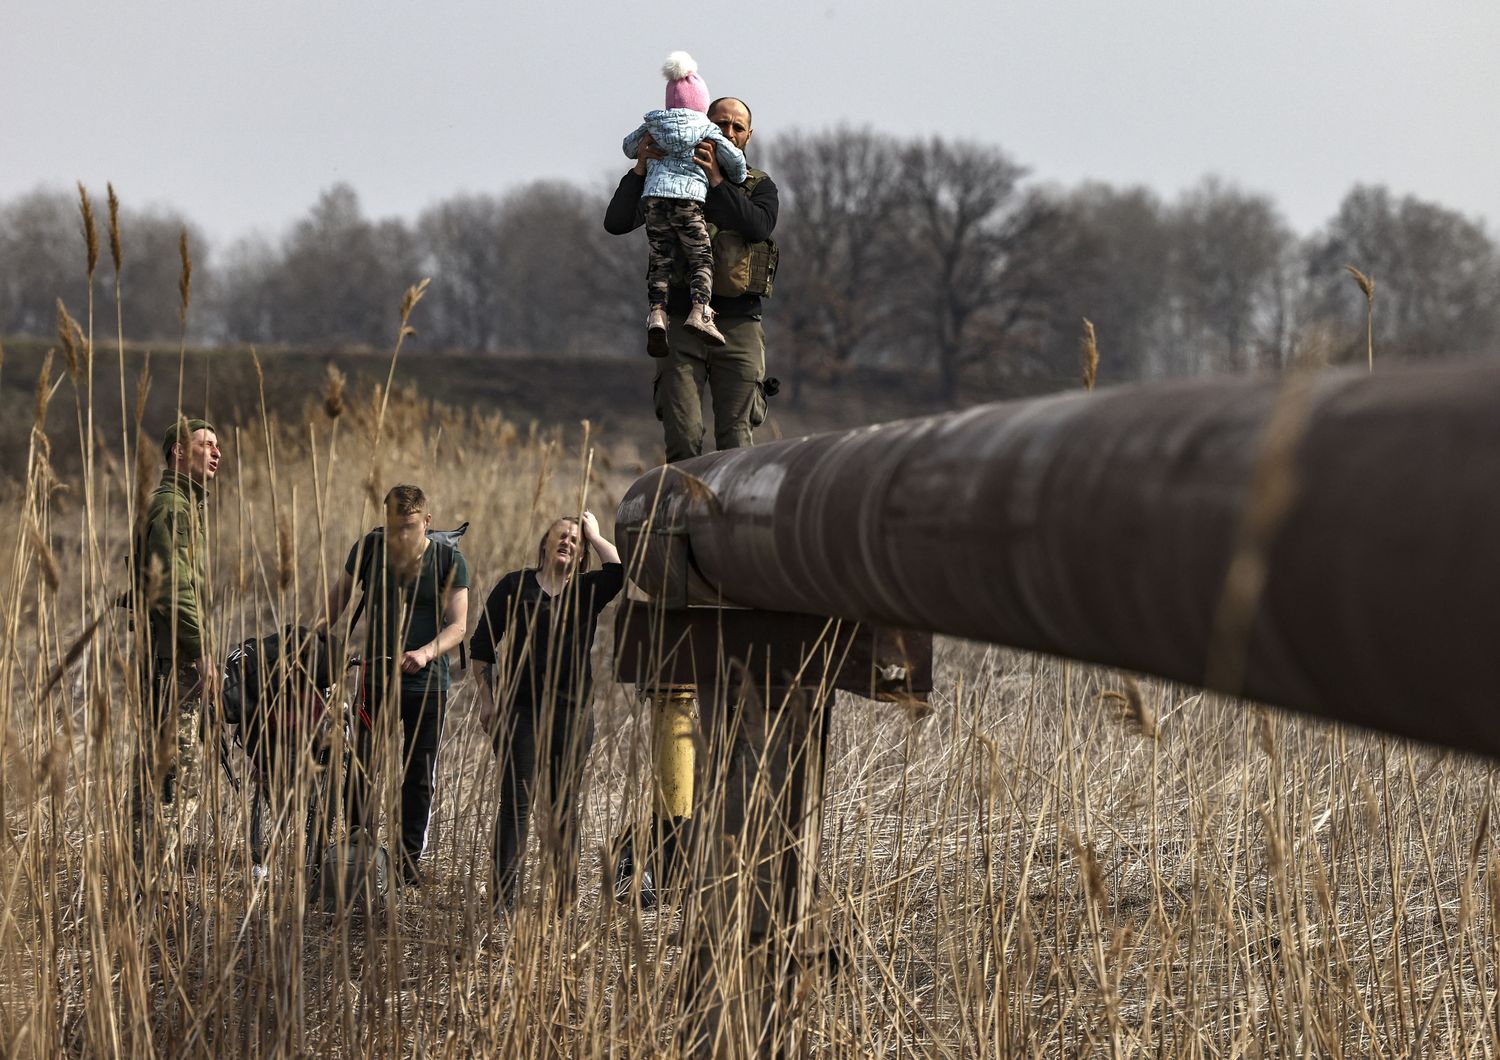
[673,168,779,300]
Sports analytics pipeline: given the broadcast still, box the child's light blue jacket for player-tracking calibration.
[623,108,747,203]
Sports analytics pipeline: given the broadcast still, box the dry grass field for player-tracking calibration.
[2,226,1497,1057]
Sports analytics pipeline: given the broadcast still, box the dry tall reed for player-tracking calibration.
[1345,264,1376,372]
[1081,318,1100,391]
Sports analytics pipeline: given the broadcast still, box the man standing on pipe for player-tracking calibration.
[604,95,780,463]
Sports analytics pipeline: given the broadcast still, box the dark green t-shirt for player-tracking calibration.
[345,536,470,697]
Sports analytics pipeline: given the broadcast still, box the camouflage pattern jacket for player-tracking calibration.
[136,470,210,661]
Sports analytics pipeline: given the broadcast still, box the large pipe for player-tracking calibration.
[617,358,1500,757]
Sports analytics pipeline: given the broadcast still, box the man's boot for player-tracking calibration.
[684,302,726,346]
[646,306,670,358]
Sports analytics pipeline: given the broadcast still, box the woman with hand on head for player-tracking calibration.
[469,511,624,915]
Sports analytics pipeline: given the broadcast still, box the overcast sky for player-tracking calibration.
[4,0,1497,248]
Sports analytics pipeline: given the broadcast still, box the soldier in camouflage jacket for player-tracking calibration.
[130,417,221,884]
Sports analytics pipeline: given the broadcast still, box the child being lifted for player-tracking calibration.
[623,51,746,354]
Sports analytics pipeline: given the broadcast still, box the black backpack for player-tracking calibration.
[223,625,335,728]
[347,522,470,670]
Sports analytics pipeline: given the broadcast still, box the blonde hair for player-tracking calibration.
[533,517,592,575]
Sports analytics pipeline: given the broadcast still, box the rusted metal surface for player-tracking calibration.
[618,358,1500,756]
[613,606,933,703]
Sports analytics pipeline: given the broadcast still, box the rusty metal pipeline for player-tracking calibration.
[617,358,1500,756]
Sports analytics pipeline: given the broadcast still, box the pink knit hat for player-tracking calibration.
[663,52,709,113]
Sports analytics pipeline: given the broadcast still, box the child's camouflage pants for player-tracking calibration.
[644,197,713,307]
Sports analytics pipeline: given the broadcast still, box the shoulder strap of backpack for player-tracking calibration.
[346,529,382,634]
[431,540,469,671]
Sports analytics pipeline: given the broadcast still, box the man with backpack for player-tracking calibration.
[323,484,469,887]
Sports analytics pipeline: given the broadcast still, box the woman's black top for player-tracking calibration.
[468,562,625,711]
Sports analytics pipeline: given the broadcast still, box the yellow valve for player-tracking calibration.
[649,686,697,820]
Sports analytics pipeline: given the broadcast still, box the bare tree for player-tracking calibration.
[110,205,212,342]
[574,186,640,356]
[887,138,1055,399]
[0,188,92,337]
[268,183,418,348]
[1166,177,1291,374]
[1025,183,1173,383]
[1306,184,1500,360]
[768,128,905,399]
[0,189,211,343]
[417,193,509,353]
[209,234,279,345]
[485,180,634,356]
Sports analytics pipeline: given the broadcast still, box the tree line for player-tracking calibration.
[3,129,1496,399]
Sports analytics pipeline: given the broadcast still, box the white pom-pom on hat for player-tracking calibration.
[662,51,698,80]
[662,50,709,112]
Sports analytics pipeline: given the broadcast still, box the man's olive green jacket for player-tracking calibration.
[136,470,209,659]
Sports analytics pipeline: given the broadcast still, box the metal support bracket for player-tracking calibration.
[613,605,933,706]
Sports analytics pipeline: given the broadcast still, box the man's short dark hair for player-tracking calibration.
[161,416,215,461]
[709,97,752,126]
[384,484,427,516]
